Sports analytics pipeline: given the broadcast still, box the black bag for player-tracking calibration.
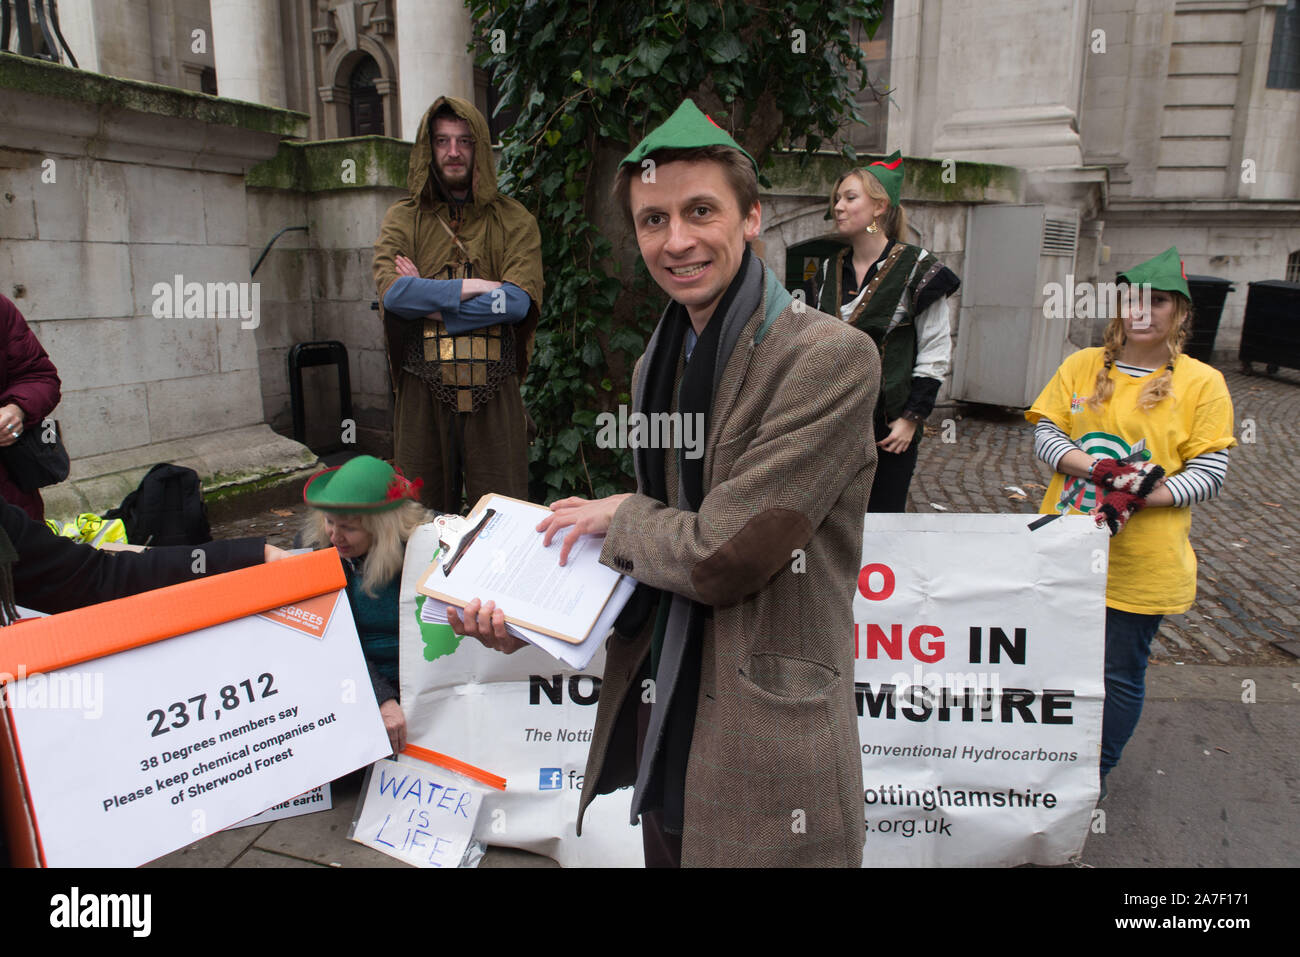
[106,463,211,546]
[0,420,70,493]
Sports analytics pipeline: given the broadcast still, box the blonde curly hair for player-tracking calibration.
[1088,290,1191,412]
[303,500,433,597]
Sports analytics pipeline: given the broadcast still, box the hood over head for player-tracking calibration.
[407,96,498,207]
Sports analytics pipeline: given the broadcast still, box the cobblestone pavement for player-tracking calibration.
[215,363,1300,668]
[913,363,1300,667]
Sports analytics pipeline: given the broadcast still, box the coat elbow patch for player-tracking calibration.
[691,508,812,605]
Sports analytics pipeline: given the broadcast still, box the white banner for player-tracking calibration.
[400,524,641,868]
[401,515,1105,868]
[854,514,1107,866]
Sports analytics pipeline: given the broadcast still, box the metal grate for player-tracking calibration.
[1042,217,1078,256]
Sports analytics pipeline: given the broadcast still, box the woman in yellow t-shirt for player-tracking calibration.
[1026,248,1235,799]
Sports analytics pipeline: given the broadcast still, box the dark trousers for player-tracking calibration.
[635,696,682,868]
[867,417,922,513]
[393,370,530,514]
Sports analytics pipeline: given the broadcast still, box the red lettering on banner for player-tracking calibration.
[855,623,946,661]
[857,563,895,601]
[909,625,945,662]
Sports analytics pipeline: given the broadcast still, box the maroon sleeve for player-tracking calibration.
[0,295,62,424]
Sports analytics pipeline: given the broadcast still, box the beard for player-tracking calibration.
[436,159,472,192]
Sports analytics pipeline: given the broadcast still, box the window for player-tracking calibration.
[1267,0,1300,89]
[1286,250,1300,283]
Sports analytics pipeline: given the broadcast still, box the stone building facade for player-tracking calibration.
[4,0,1297,512]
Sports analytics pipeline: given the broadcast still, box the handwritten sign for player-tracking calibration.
[350,756,487,868]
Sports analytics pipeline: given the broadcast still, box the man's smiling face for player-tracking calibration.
[628,158,762,329]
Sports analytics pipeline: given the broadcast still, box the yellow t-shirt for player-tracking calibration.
[1026,348,1236,614]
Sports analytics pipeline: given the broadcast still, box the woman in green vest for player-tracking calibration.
[303,456,433,755]
[816,153,961,511]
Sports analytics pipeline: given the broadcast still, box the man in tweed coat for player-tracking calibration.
[452,100,879,867]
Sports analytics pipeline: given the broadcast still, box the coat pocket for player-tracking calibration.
[740,652,838,699]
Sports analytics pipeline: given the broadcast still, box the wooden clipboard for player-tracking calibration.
[414,493,620,645]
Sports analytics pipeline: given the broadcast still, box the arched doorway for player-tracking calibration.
[348,54,384,136]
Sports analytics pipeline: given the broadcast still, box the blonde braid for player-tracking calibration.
[1087,316,1125,410]
[1136,295,1191,410]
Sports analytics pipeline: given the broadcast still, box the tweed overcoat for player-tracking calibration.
[576,264,880,867]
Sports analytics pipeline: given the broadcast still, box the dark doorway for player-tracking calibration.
[348,55,384,136]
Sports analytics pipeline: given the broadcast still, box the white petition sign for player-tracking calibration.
[7,590,392,867]
[854,514,1107,866]
[399,524,642,868]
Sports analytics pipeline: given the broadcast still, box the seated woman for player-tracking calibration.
[302,456,432,756]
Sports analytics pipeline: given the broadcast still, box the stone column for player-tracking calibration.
[209,0,287,107]
[896,0,1091,169]
[394,0,475,139]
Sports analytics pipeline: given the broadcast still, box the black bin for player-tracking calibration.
[1184,275,1233,362]
[1239,281,1300,375]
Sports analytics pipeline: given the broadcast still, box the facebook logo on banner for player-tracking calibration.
[539,768,563,790]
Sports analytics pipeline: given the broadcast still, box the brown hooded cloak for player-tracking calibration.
[372,96,544,388]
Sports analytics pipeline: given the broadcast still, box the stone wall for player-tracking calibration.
[246,136,409,457]
[0,53,316,513]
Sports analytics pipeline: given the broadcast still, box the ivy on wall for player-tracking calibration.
[468,0,884,501]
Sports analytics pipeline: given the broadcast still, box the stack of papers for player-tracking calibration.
[420,575,635,670]
[416,494,636,670]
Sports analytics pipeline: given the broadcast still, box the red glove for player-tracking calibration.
[1095,489,1146,536]
[1089,457,1165,497]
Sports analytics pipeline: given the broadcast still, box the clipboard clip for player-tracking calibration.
[440,509,495,577]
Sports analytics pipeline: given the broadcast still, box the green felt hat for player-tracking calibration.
[620,98,757,173]
[303,456,422,513]
[861,151,904,208]
[1118,247,1191,299]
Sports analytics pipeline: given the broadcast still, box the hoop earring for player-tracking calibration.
[865,222,880,235]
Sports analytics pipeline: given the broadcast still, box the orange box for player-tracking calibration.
[0,551,391,867]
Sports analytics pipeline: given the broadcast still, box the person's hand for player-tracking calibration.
[537,494,632,566]
[876,417,918,455]
[447,598,528,654]
[379,698,407,754]
[0,403,25,448]
[263,544,291,562]
[460,278,503,300]
[394,255,420,278]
